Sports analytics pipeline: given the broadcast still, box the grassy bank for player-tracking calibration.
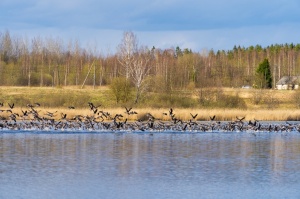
[0,86,300,121]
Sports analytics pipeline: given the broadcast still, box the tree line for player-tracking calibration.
[1,30,300,100]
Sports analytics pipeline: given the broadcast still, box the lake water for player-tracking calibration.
[1,131,300,199]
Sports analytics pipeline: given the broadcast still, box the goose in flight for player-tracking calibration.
[190,113,198,120]
[8,103,14,109]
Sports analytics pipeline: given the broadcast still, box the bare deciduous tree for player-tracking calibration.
[31,36,44,86]
[130,46,153,103]
[46,37,63,86]
[0,30,13,63]
[117,31,138,79]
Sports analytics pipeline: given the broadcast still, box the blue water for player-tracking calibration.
[1,131,300,199]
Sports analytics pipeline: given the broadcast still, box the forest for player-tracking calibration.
[1,30,300,103]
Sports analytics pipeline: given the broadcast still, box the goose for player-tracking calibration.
[169,108,174,116]
[92,108,98,114]
[61,113,67,119]
[98,110,111,119]
[190,113,198,120]
[34,103,41,107]
[129,111,138,115]
[2,103,300,133]
[21,109,28,116]
[9,113,19,122]
[209,115,216,121]
[88,102,101,110]
[8,103,14,109]
[146,113,155,120]
[148,120,154,128]
[27,104,34,108]
[236,116,245,122]
[125,107,132,114]
[114,114,123,120]
[182,123,188,131]
[45,111,57,117]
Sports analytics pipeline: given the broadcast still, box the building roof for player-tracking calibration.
[276,76,300,85]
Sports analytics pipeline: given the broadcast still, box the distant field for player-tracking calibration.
[0,86,111,108]
[0,86,300,121]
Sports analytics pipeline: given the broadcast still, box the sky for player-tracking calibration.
[1,0,300,54]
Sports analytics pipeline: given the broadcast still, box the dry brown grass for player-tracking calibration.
[2,107,300,121]
[1,86,300,121]
[139,108,300,121]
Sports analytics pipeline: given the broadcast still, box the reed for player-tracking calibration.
[0,86,300,121]
[2,107,300,121]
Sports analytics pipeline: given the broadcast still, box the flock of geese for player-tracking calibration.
[1,102,300,133]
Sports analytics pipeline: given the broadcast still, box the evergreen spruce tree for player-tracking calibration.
[255,58,272,89]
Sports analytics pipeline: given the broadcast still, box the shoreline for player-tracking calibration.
[1,107,300,132]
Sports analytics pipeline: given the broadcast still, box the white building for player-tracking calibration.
[276,76,300,90]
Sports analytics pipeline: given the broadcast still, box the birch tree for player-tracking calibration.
[130,46,153,103]
[117,31,138,79]
[46,37,63,86]
[0,30,13,64]
[31,36,44,86]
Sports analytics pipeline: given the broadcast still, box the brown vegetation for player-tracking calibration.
[0,86,300,121]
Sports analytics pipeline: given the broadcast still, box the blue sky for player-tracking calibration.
[1,0,300,53]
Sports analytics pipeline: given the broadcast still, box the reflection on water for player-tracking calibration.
[1,132,300,199]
